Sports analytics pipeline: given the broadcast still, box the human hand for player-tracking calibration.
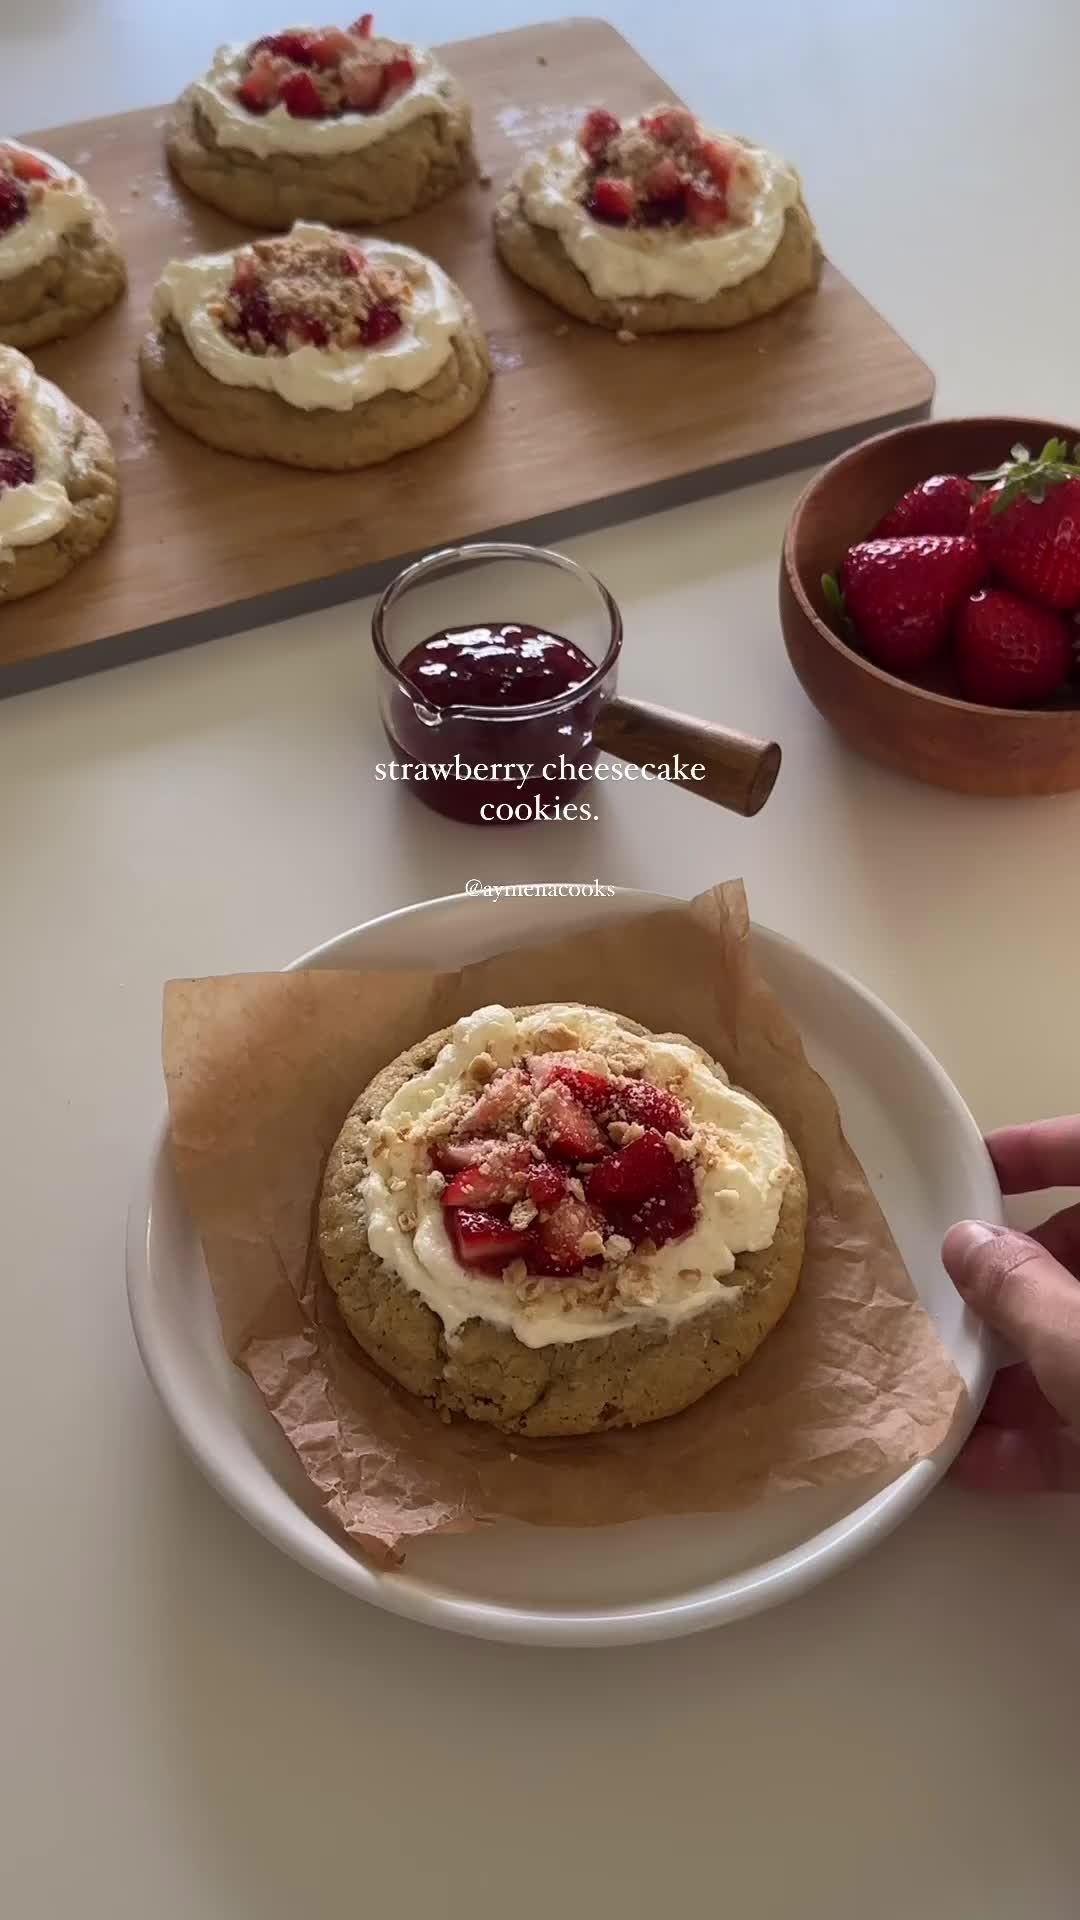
[942,1116,1080,1491]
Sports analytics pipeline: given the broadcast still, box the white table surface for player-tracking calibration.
[4,2,1080,1914]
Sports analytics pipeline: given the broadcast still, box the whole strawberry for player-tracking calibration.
[970,438,1080,609]
[872,473,976,539]
[955,588,1070,707]
[823,535,986,672]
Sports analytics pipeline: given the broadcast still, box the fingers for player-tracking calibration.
[987,1116,1080,1194]
[942,1221,1080,1427]
[952,1423,1080,1492]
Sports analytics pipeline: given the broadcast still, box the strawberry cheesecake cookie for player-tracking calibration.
[0,346,117,602]
[319,1003,807,1437]
[167,15,473,228]
[139,221,490,469]
[0,140,125,349]
[494,104,821,333]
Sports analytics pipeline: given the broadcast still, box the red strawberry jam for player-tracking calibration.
[385,622,604,824]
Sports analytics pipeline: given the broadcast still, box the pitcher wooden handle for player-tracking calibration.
[594,696,781,817]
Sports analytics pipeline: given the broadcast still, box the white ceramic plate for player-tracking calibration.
[127,888,1000,1645]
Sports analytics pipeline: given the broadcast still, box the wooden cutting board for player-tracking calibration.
[4,17,933,695]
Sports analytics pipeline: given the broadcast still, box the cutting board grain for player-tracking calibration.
[4,17,933,694]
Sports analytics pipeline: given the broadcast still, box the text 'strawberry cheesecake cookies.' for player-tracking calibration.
[0,346,117,602]
[495,104,821,333]
[139,221,490,468]
[0,141,126,349]
[167,14,474,228]
[319,1003,807,1437]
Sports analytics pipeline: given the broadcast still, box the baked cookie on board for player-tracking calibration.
[166,15,474,229]
[319,1002,807,1438]
[139,221,490,469]
[0,140,126,349]
[494,103,822,333]
[0,345,117,603]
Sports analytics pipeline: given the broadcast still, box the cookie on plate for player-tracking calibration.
[494,103,822,333]
[139,220,490,469]
[319,1001,807,1438]
[0,345,117,602]
[167,14,474,228]
[0,140,126,349]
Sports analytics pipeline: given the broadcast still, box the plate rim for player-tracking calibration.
[127,887,999,1646]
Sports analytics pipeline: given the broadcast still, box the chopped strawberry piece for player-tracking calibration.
[349,12,375,34]
[382,52,416,98]
[699,138,735,190]
[534,1082,610,1162]
[236,289,278,344]
[642,106,698,145]
[442,1165,502,1207]
[0,448,35,491]
[288,312,330,347]
[530,1061,613,1113]
[587,1130,679,1208]
[0,175,28,232]
[280,69,326,117]
[306,26,357,67]
[525,1162,567,1210]
[362,302,402,346]
[237,69,279,114]
[448,1209,534,1272]
[459,1066,530,1135]
[611,1079,688,1136]
[6,147,51,183]
[339,244,368,277]
[685,179,728,227]
[586,176,636,225]
[431,1137,496,1173]
[579,106,621,160]
[643,155,682,201]
[231,250,261,292]
[0,395,17,444]
[441,1144,534,1208]
[341,56,386,110]
[639,188,686,226]
[251,31,314,64]
[618,1161,698,1249]
[534,1195,606,1276]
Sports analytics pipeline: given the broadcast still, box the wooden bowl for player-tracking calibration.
[780,416,1080,796]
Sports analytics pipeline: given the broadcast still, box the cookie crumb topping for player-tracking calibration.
[212,231,412,355]
[603,1233,633,1263]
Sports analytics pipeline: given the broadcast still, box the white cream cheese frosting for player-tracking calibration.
[0,143,96,282]
[361,1003,793,1349]
[149,223,463,411]
[192,39,455,156]
[518,131,800,302]
[0,346,74,553]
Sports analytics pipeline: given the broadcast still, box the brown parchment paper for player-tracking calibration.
[163,880,966,1564]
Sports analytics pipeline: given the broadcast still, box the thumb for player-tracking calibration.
[943,1221,1080,1426]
